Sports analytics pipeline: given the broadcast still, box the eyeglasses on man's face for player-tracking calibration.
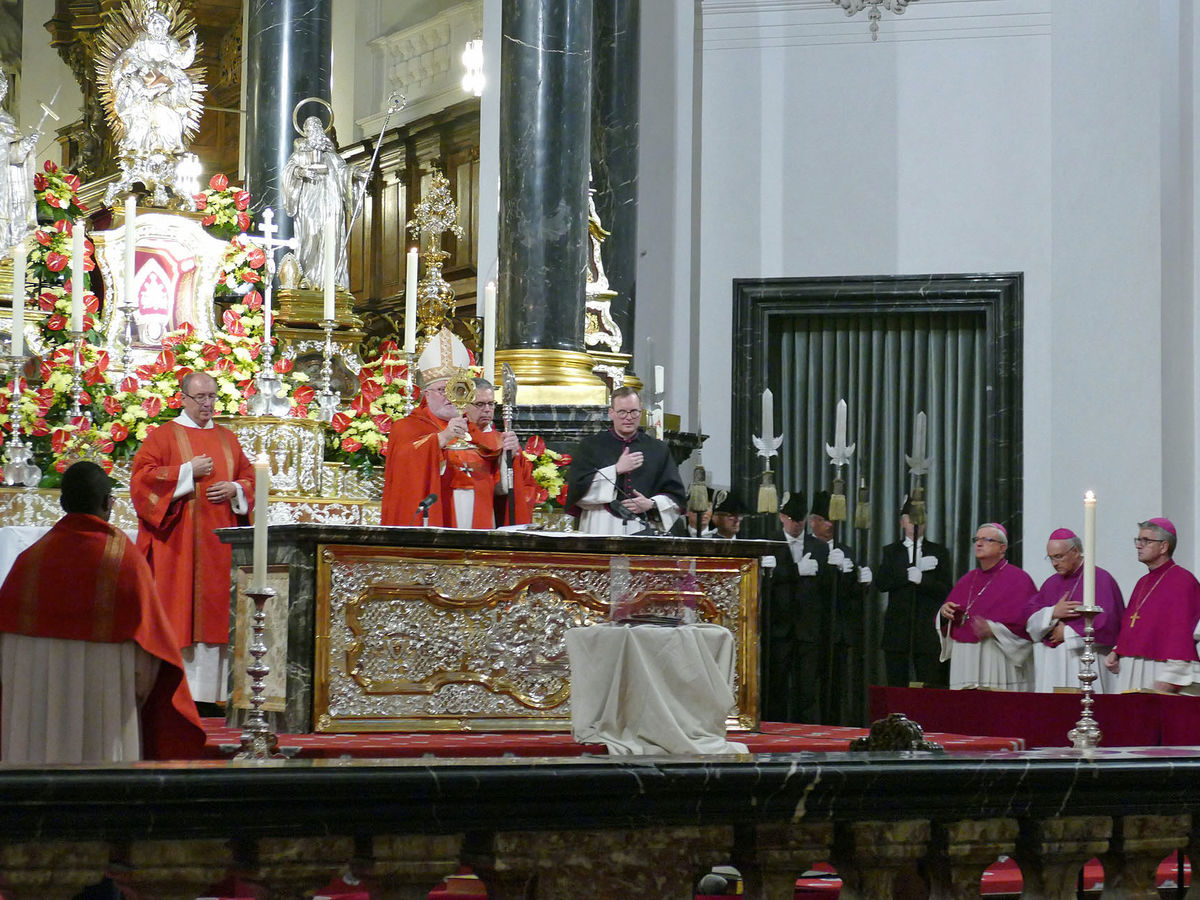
[973,536,1003,544]
[183,392,217,404]
[1133,537,1166,547]
[611,409,642,418]
[1047,550,1077,563]
[469,401,496,409]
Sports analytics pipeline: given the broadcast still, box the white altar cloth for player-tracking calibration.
[566,622,748,755]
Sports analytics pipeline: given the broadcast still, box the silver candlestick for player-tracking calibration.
[120,286,139,381]
[245,208,296,418]
[1068,607,1102,749]
[3,356,39,487]
[403,350,416,415]
[67,331,88,421]
[233,586,283,760]
[314,318,341,422]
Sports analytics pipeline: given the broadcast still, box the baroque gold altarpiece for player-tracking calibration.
[219,525,777,734]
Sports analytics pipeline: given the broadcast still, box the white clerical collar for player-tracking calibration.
[177,411,215,430]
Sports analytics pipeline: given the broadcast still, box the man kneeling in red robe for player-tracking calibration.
[0,461,205,762]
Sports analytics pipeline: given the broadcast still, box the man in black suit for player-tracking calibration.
[874,497,953,687]
[763,489,871,724]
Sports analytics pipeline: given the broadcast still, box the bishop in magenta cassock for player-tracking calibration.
[1024,527,1124,693]
[937,522,1036,690]
[1106,517,1200,693]
[0,462,205,762]
[130,371,255,704]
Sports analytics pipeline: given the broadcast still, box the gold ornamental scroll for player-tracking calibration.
[313,545,761,733]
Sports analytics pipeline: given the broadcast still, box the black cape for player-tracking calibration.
[563,428,687,520]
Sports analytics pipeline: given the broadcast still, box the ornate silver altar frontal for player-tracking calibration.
[314,546,760,732]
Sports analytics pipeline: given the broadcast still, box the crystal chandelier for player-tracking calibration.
[832,0,918,41]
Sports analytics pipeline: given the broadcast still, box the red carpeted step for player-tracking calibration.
[202,720,1021,760]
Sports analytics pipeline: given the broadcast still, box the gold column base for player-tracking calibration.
[495,348,610,405]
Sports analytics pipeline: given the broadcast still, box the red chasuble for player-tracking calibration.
[943,560,1036,643]
[130,419,255,647]
[381,402,525,528]
[1115,560,1200,662]
[0,514,206,759]
[471,426,534,526]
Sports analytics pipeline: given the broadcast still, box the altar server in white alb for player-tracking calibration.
[1024,527,1123,693]
[937,522,1036,690]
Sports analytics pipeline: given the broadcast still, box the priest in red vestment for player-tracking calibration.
[465,377,534,526]
[130,371,255,705]
[1105,517,1200,693]
[0,462,205,761]
[381,329,526,528]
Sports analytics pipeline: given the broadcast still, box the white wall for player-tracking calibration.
[1049,0,1166,587]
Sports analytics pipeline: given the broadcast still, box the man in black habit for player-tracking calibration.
[564,386,687,535]
[874,497,953,687]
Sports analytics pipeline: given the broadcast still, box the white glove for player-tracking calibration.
[907,565,922,584]
[796,552,819,576]
[761,555,777,570]
[918,555,939,572]
[858,565,872,583]
[827,548,846,567]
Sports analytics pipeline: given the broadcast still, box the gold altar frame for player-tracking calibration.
[313,544,761,733]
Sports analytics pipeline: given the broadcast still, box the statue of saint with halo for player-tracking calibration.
[281,100,361,291]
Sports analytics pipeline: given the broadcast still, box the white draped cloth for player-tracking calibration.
[1025,606,1117,693]
[566,623,747,754]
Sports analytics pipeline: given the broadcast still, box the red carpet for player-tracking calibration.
[201,719,1023,760]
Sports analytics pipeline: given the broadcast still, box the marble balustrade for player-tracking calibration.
[0,747,1196,898]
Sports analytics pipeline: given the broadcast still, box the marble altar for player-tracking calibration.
[217,524,780,734]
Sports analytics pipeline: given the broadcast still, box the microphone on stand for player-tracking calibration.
[591,468,659,535]
[414,492,438,527]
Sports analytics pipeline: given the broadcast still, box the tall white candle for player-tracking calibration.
[323,218,336,321]
[253,452,269,591]
[71,224,85,333]
[123,195,137,307]
[654,365,664,396]
[483,280,497,383]
[761,389,774,438]
[404,247,419,354]
[11,244,25,358]
[1083,490,1096,610]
